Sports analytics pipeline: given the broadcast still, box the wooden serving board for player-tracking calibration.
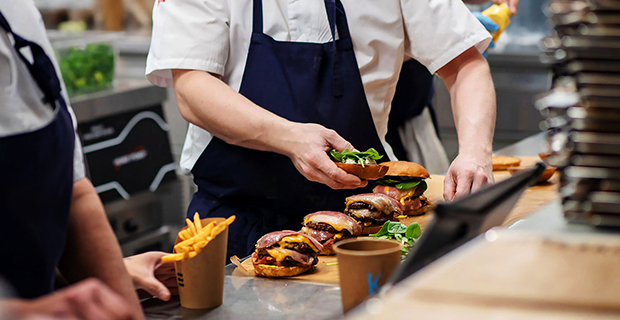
[232,156,560,284]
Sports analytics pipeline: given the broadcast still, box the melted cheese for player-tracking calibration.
[333,233,345,240]
[266,249,289,262]
[258,264,286,268]
[277,235,318,251]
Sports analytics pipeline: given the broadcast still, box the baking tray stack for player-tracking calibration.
[538,0,620,227]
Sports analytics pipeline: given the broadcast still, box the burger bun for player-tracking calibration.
[336,163,388,180]
[254,264,312,278]
[381,161,430,179]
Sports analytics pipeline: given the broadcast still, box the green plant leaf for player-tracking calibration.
[405,222,421,239]
[369,221,391,237]
[387,221,407,234]
[395,181,421,190]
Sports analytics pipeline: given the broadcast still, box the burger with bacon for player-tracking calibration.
[252,231,323,277]
[300,211,362,255]
[344,193,403,234]
[373,161,433,216]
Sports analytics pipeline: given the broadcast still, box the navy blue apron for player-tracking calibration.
[188,0,387,258]
[0,11,75,298]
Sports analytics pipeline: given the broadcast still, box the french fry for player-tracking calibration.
[224,215,236,226]
[193,212,202,230]
[163,214,235,263]
[186,218,197,236]
[210,223,227,238]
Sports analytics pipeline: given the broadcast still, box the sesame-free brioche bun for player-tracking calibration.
[335,163,388,180]
[254,264,312,278]
[381,161,430,179]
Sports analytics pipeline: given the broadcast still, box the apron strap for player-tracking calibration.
[0,10,66,110]
[324,0,350,98]
[252,0,263,34]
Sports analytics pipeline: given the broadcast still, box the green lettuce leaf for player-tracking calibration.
[329,148,384,167]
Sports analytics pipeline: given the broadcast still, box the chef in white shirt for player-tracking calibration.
[146,0,497,258]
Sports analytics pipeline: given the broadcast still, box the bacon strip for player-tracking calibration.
[345,193,404,215]
[256,230,323,251]
[304,211,362,236]
[301,226,336,243]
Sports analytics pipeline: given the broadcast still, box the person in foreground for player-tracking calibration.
[0,1,143,318]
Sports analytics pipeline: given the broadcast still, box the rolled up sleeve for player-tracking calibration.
[146,0,230,87]
[401,0,491,74]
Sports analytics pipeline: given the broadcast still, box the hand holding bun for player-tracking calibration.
[330,148,388,180]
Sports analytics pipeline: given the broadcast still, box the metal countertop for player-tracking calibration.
[141,132,562,320]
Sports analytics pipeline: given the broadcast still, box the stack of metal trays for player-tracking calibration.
[538,0,620,227]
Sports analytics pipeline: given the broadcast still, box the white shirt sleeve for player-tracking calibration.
[401,0,492,74]
[146,0,230,87]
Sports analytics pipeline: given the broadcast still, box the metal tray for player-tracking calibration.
[550,11,620,26]
[575,73,620,86]
[557,25,620,38]
[569,153,620,167]
[564,165,620,179]
[560,60,620,73]
[547,0,620,15]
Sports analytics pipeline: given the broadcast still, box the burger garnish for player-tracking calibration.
[252,231,323,277]
[300,211,362,255]
[373,161,433,216]
[344,193,403,231]
[330,148,388,180]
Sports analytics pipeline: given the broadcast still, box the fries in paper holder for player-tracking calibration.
[162,213,235,263]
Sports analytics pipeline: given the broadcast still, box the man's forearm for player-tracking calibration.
[437,47,496,156]
[58,178,142,317]
[172,69,298,157]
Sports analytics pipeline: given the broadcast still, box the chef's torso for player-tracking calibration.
[0,0,85,181]
[146,0,491,173]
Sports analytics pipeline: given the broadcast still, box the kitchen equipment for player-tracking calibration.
[539,0,620,227]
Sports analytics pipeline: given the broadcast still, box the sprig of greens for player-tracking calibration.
[370,221,421,258]
[377,178,427,192]
[329,148,383,167]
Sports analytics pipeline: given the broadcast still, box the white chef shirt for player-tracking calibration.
[146,0,491,174]
[0,0,85,181]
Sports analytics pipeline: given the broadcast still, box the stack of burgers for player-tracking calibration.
[252,160,433,277]
[538,0,620,227]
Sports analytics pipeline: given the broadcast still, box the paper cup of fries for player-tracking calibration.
[163,214,235,309]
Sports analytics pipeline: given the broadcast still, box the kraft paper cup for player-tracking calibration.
[333,238,402,313]
[174,217,228,309]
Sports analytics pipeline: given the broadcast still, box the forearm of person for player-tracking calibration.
[172,69,298,156]
[171,69,362,189]
[437,47,496,158]
[58,178,143,317]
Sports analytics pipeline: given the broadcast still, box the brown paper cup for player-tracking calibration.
[333,238,402,313]
[174,217,228,309]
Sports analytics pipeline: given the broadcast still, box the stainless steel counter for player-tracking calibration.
[142,132,571,320]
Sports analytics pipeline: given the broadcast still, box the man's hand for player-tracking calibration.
[284,123,367,190]
[437,46,496,202]
[2,278,137,320]
[124,252,177,301]
[443,153,494,201]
